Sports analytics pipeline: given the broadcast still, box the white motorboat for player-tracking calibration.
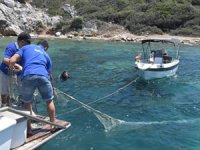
[135,38,180,80]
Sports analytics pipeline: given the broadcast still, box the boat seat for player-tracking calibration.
[163,55,172,63]
[154,49,163,57]
[154,57,163,64]
[153,49,165,64]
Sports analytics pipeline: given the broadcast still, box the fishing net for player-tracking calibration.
[8,70,20,105]
[54,88,123,131]
[93,111,124,131]
[55,90,71,107]
[8,70,39,107]
[54,88,196,132]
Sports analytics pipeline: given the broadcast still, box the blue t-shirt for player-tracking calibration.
[16,44,52,80]
[0,42,20,75]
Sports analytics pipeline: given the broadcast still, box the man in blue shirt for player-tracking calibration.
[0,32,31,106]
[9,39,56,130]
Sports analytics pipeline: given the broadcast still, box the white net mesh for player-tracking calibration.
[55,88,123,131]
[55,91,71,107]
[8,70,20,104]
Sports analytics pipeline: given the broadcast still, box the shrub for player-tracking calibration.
[127,24,163,35]
[70,17,83,30]
[183,17,200,27]
[30,0,200,36]
[192,0,200,5]
[170,25,200,36]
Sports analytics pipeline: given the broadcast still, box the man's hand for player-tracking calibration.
[9,54,21,70]
[53,88,58,96]
[13,64,23,72]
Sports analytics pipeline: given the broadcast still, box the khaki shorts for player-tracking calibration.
[0,70,22,96]
[0,70,9,95]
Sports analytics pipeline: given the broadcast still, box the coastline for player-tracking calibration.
[35,32,200,45]
[3,32,199,45]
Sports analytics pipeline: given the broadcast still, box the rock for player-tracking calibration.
[0,3,13,15]
[55,32,61,37]
[121,36,127,41]
[73,32,79,37]
[0,1,63,36]
[0,19,9,35]
[127,37,133,41]
[50,16,62,26]
[17,0,27,3]
[2,0,15,8]
[62,4,77,17]
[5,24,22,35]
[111,36,121,41]
[67,34,74,38]
[83,21,97,33]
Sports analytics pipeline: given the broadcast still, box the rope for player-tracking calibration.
[55,89,126,131]
[56,77,139,117]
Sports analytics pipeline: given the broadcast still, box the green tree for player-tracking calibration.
[70,17,83,30]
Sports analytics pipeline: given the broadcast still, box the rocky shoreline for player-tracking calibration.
[1,1,199,45]
[35,32,200,45]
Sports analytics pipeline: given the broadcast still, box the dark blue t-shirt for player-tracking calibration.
[0,42,20,75]
[16,44,52,80]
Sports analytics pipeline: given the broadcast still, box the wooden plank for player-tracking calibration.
[14,120,71,150]
[27,120,70,142]
[0,107,71,150]
[8,107,66,129]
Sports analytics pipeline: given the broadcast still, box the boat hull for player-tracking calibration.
[135,60,179,80]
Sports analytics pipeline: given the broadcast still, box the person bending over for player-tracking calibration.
[0,32,31,106]
[9,39,56,132]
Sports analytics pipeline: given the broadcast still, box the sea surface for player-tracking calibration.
[1,37,200,150]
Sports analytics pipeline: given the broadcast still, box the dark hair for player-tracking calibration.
[17,32,31,44]
[37,39,49,50]
[60,71,70,81]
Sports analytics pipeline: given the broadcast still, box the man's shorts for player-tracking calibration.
[0,70,10,95]
[0,70,22,97]
[21,75,54,103]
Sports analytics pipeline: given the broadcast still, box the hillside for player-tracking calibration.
[30,0,200,37]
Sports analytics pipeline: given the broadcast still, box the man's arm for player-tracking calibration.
[9,54,21,70]
[3,46,15,66]
[3,58,10,66]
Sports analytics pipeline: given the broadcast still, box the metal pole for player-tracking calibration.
[7,107,67,129]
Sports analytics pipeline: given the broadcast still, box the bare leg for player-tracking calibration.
[46,100,56,123]
[1,95,10,106]
[23,103,32,135]
[23,103,34,114]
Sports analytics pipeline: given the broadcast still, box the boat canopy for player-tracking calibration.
[142,38,181,45]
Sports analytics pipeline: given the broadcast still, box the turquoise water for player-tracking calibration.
[1,37,200,150]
